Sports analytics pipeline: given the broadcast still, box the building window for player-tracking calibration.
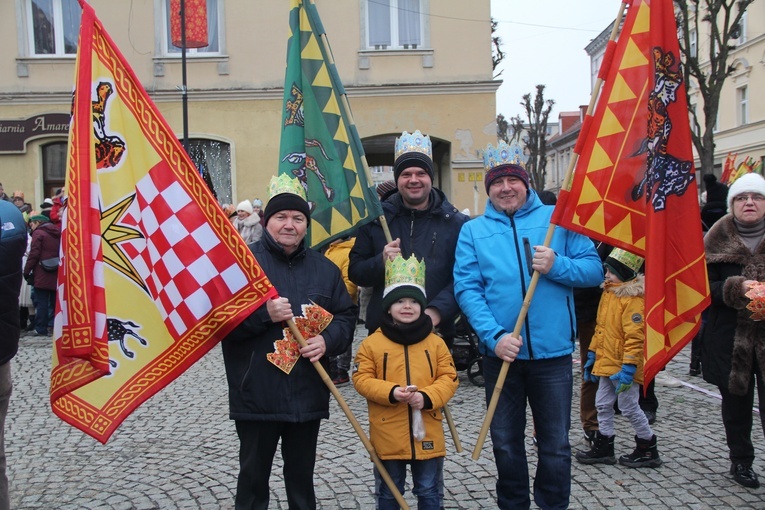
[737,85,748,126]
[26,0,81,56]
[42,142,67,197]
[163,0,221,55]
[734,11,747,45]
[689,29,697,58]
[366,0,423,50]
[185,139,232,205]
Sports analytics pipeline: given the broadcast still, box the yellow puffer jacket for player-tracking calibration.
[353,330,458,460]
[590,275,645,384]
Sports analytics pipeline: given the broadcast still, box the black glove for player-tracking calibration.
[24,272,34,285]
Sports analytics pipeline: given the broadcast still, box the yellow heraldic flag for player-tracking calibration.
[551,0,710,384]
[50,0,277,443]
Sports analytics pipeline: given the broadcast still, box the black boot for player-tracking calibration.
[26,316,36,332]
[575,431,616,465]
[619,435,662,468]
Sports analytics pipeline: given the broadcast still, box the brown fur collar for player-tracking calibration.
[602,274,644,298]
[705,214,765,395]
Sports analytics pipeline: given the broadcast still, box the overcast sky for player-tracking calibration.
[491,0,620,121]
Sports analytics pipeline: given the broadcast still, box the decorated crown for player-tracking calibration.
[384,254,426,296]
[483,141,527,172]
[607,248,644,273]
[268,174,306,201]
[394,130,433,162]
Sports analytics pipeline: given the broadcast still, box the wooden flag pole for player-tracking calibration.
[471,1,628,461]
[286,319,410,510]
[315,14,460,449]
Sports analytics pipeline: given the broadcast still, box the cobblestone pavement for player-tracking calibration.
[7,325,765,509]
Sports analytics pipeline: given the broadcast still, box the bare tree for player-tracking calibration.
[520,85,554,191]
[491,17,505,78]
[496,113,522,144]
[675,0,754,180]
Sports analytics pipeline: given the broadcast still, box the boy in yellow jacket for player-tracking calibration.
[575,248,662,468]
[353,254,458,509]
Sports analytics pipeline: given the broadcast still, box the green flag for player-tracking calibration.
[279,0,383,248]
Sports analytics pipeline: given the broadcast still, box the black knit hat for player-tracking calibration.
[393,152,434,184]
[264,193,311,226]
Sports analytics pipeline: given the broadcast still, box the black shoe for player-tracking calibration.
[619,435,662,468]
[689,367,701,377]
[332,371,350,387]
[643,410,656,425]
[731,463,760,488]
[575,432,616,465]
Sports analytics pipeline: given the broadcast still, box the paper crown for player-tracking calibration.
[607,248,644,273]
[483,141,528,172]
[394,130,433,163]
[268,174,306,201]
[383,254,426,299]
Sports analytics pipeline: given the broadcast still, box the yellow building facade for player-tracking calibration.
[0,0,498,215]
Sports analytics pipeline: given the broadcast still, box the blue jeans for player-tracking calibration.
[376,458,440,510]
[32,287,55,334]
[483,355,572,510]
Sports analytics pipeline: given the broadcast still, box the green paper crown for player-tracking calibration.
[394,130,433,162]
[608,248,644,273]
[384,254,426,297]
[268,174,306,201]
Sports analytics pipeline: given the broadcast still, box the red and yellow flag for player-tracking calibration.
[551,0,710,383]
[50,0,277,443]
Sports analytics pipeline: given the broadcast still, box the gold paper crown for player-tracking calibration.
[607,248,644,273]
[394,130,433,162]
[268,174,306,201]
[384,254,426,296]
[483,141,527,172]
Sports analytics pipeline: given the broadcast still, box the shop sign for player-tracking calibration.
[0,113,70,153]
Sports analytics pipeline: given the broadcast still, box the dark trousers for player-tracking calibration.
[234,419,321,510]
[32,287,55,334]
[578,320,598,432]
[719,368,765,466]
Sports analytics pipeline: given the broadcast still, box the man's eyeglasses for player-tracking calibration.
[733,193,765,204]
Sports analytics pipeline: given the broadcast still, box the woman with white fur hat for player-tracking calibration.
[232,200,263,245]
[701,172,765,489]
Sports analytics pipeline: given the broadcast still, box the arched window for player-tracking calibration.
[42,141,67,198]
[184,139,232,205]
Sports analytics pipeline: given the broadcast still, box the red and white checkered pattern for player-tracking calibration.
[118,167,249,338]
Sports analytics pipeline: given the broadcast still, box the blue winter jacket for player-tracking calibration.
[454,191,603,360]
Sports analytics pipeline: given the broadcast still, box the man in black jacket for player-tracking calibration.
[349,130,468,345]
[0,200,27,509]
[222,176,357,510]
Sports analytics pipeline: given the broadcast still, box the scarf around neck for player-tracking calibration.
[380,311,433,346]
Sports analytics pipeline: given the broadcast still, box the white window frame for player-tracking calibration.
[161,0,223,57]
[734,11,747,45]
[689,29,697,58]
[364,0,425,50]
[737,85,748,126]
[24,0,81,57]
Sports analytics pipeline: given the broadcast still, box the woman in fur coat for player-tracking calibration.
[701,173,765,490]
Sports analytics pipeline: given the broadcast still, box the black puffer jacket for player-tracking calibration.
[0,201,27,365]
[701,214,765,395]
[221,231,357,422]
[348,188,468,336]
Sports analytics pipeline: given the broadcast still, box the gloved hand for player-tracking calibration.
[583,351,598,383]
[610,364,637,394]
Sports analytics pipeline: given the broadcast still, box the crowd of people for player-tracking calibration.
[4,131,765,509]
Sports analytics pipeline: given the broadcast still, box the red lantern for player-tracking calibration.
[171,0,209,49]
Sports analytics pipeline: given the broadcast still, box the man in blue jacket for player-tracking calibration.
[0,199,27,510]
[454,141,602,510]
